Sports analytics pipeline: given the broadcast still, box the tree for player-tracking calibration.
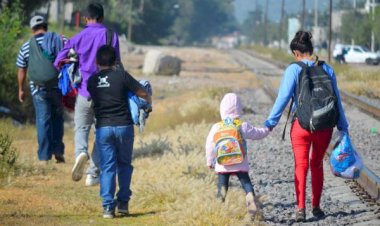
[172,0,236,44]
[132,0,179,44]
[371,5,380,49]
[73,0,236,45]
[0,1,30,121]
[1,0,50,20]
[241,6,287,46]
[340,10,371,46]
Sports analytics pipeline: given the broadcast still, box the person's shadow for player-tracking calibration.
[113,211,157,218]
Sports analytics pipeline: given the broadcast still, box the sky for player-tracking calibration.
[233,0,364,24]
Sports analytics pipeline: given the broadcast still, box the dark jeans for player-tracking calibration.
[217,172,254,194]
[32,88,65,161]
[96,125,134,209]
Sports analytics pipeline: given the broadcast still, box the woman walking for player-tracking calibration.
[264,31,349,222]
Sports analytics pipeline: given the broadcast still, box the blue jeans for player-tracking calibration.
[96,125,134,209]
[74,95,99,176]
[217,172,254,194]
[32,88,65,161]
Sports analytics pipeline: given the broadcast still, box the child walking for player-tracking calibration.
[205,93,270,220]
[87,45,151,218]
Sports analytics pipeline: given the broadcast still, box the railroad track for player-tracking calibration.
[241,49,380,120]
[229,49,380,214]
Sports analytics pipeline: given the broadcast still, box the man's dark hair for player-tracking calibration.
[96,45,116,66]
[86,3,104,21]
[32,23,48,32]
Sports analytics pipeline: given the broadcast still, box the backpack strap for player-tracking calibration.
[281,61,308,141]
[281,97,294,141]
[292,61,308,69]
[106,29,113,46]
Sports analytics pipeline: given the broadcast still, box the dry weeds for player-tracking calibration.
[0,47,261,226]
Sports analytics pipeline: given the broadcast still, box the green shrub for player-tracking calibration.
[0,133,18,179]
[0,2,34,121]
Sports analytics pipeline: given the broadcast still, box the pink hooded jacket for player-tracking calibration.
[205,93,270,173]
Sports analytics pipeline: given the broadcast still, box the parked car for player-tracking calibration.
[334,44,380,65]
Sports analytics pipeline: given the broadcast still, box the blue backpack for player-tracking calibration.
[127,80,152,132]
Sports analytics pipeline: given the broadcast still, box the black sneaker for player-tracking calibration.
[55,155,65,164]
[295,208,306,222]
[117,202,129,215]
[103,207,115,219]
[312,207,325,218]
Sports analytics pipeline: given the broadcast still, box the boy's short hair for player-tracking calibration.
[32,23,48,32]
[85,3,104,21]
[96,45,116,66]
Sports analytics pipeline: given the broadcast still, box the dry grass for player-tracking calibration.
[333,65,380,98]
[246,45,293,64]
[0,47,261,226]
[132,123,250,225]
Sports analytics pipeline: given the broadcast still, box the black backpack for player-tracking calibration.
[282,60,339,139]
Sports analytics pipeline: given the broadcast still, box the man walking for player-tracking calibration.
[54,3,121,186]
[16,15,66,164]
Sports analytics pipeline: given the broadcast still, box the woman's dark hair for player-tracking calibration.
[290,30,313,54]
[96,45,116,66]
[85,3,104,21]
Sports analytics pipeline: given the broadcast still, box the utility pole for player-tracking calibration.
[279,0,285,49]
[371,0,375,52]
[128,0,133,42]
[328,0,332,63]
[301,0,305,29]
[314,0,318,27]
[139,0,144,13]
[264,0,269,45]
[58,0,66,32]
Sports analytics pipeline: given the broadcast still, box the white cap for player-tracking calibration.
[30,15,46,29]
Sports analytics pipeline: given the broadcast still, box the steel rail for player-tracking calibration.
[231,49,380,203]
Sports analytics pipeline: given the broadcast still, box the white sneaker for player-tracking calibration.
[85,174,100,186]
[71,152,88,181]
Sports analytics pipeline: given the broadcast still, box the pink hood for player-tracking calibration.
[220,93,242,120]
[206,92,270,173]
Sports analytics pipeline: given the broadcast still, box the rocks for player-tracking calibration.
[143,50,182,76]
[233,88,379,225]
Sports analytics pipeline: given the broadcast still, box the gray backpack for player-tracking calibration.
[27,36,59,85]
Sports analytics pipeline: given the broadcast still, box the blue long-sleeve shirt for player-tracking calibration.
[264,59,349,132]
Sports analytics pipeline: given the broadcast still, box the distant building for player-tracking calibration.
[312,26,327,47]
[288,18,301,45]
[365,0,380,13]
[37,0,73,24]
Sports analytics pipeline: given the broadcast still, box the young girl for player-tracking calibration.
[205,93,270,220]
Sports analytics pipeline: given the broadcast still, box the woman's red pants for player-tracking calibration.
[290,119,333,209]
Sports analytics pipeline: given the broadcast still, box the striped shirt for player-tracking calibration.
[16,33,67,94]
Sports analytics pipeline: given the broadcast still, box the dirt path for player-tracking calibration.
[0,47,261,226]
